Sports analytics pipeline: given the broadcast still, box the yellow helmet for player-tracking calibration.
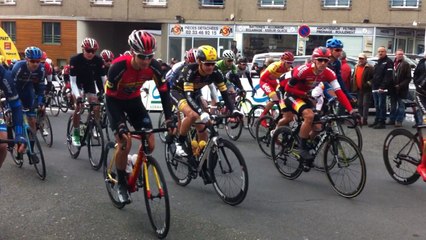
[196,45,217,63]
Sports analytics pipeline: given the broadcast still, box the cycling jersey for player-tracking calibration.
[216,60,244,90]
[69,53,105,95]
[328,59,353,100]
[0,65,23,134]
[260,61,291,97]
[165,61,186,87]
[215,60,237,75]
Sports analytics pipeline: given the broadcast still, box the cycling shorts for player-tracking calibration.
[77,80,96,95]
[105,96,152,132]
[260,81,278,98]
[284,94,314,115]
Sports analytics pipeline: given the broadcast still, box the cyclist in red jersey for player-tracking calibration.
[105,30,173,204]
[259,51,294,126]
[98,49,115,94]
[284,47,359,166]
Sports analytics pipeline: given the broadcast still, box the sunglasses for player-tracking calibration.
[316,58,329,63]
[136,54,154,60]
[285,61,294,65]
[202,62,216,67]
[85,49,96,54]
[226,59,234,63]
[29,59,41,64]
[334,49,343,52]
[358,57,365,60]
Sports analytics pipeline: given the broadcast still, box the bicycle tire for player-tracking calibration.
[158,112,167,143]
[6,125,23,168]
[236,99,253,127]
[225,117,243,141]
[28,129,46,180]
[209,138,249,206]
[38,114,53,148]
[164,141,192,186]
[383,128,421,185]
[271,126,303,180]
[101,110,111,142]
[103,141,126,209]
[48,92,60,117]
[323,135,366,198]
[58,90,69,113]
[255,115,276,158]
[66,115,81,159]
[334,118,363,151]
[87,121,105,170]
[247,105,265,139]
[143,156,170,239]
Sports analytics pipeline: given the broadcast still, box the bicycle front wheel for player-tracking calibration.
[103,141,125,209]
[225,117,243,141]
[49,93,60,117]
[271,126,303,180]
[66,115,81,159]
[28,129,46,180]
[157,112,167,143]
[143,156,170,239]
[164,141,192,186]
[255,115,275,158]
[334,118,363,151]
[247,105,265,139]
[236,99,253,127]
[87,121,105,170]
[323,135,366,198]
[383,129,421,185]
[209,139,249,206]
[38,114,53,148]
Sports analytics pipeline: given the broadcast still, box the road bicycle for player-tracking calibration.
[66,101,105,170]
[1,98,46,180]
[383,99,422,184]
[56,78,73,113]
[271,112,366,198]
[103,127,170,239]
[36,106,53,148]
[44,83,60,117]
[164,115,249,206]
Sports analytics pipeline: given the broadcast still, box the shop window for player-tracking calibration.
[390,0,420,8]
[2,21,16,42]
[259,0,285,7]
[40,0,62,5]
[90,0,113,5]
[143,0,167,7]
[323,0,351,8]
[199,0,224,7]
[43,22,61,44]
[0,0,16,5]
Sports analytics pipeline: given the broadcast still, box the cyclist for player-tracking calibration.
[60,64,73,108]
[11,47,46,133]
[69,37,106,147]
[216,50,245,101]
[413,53,426,180]
[98,49,115,95]
[236,57,256,97]
[0,65,25,169]
[258,51,294,126]
[105,30,173,204]
[170,45,239,158]
[284,47,358,168]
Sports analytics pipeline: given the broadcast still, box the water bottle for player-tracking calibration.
[191,140,199,156]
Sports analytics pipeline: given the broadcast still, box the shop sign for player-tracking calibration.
[236,25,297,34]
[169,24,234,37]
[376,28,395,36]
[396,29,414,37]
[310,26,374,35]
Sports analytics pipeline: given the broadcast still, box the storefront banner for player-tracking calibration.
[310,26,374,35]
[237,25,298,34]
[169,24,235,37]
[142,77,269,111]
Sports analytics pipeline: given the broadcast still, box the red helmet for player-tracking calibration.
[281,51,294,62]
[100,49,114,61]
[185,48,197,63]
[312,47,331,60]
[128,30,156,55]
[81,38,99,50]
[63,65,70,75]
[41,51,48,61]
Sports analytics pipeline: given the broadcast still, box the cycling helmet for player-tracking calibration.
[237,57,248,64]
[41,51,48,60]
[325,38,344,49]
[186,48,197,63]
[100,49,115,61]
[81,38,99,50]
[196,45,217,63]
[63,65,70,75]
[128,30,156,55]
[312,47,331,60]
[122,50,132,56]
[222,50,235,60]
[281,51,295,62]
[24,46,43,60]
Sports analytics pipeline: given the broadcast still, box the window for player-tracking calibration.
[43,22,61,44]
[40,0,62,4]
[2,22,16,42]
[390,0,420,8]
[143,0,167,6]
[260,0,285,7]
[0,0,16,5]
[323,0,351,7]
[200,0,224,7]
[90,0,113,5]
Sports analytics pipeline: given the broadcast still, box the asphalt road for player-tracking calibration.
[0,111,425,240]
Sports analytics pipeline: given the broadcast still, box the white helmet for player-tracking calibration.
[222,50,235,60]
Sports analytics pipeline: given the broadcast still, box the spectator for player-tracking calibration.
[251,62,260,76]
[369,46,393,129]
[387,49,411,127]
[352,53,374,125]
[340,51,352,91]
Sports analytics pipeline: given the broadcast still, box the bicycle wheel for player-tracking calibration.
[58,90,69,113]
[157,112,167,143]
[103,141,125,209]
[209,138,249,206]
[255,115,276,158]
[66,115,81,159]
[143,156,170,239]
[164,141,192,186]
[225,116,243,141]
[271,126,303,180]
[6,126,23,168]
[323,135,366,198]
[87,121,105,170]
[38,114,53,148]
[27,129,46,180]
[333,118,363,151]
[383,129,421,185]
[247,105,265,139]
[236,99,253,127]
[48,93,60,117]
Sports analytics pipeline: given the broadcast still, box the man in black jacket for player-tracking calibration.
[369,46,393,129]
[388,49,412,127]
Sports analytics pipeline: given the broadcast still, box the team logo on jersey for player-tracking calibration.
[220,26,232,37]
[171,24,183,35]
